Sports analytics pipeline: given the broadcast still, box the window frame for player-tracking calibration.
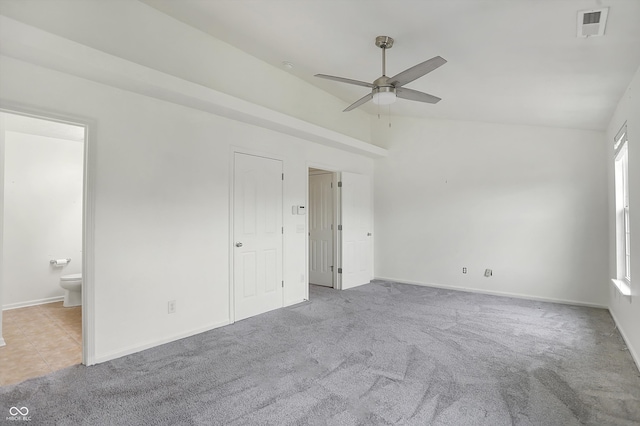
[613,123,631,295]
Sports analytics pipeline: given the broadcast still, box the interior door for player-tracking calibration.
[309,173,334,287]
[233,153,283,321]
[340,172,373,290]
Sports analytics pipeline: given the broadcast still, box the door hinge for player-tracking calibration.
[338,268,343,274]
[282,280,284,288]
[338,225,342,231]
[331,182,333,188]
[282,173,284,180]
[282,227,284,234]
[338,181,342,187]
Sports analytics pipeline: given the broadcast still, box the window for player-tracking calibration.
[613,123,631,295]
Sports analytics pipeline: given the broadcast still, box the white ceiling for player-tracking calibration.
[142,0,640,131]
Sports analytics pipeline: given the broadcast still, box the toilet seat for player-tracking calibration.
[61,273,82,281]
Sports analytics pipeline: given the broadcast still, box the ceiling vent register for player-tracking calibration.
[577,8,609,38]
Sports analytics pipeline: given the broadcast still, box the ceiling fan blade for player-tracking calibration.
[315,74,375,88]
[396,87,441,104]
[389,56,447,87]
[344,93,373,112]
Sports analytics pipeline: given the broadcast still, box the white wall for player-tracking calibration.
[607,65,640,369]
[373,116,608,306]
[2,131,83,308]
[0,54,373,362]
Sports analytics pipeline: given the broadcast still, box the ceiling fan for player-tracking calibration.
[315,36,446,112]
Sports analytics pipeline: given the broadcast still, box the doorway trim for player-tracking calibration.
[306,162,341,300]
[0,101,96,366]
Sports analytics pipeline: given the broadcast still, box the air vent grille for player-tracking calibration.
[577,8,609,38]
[582,11,601,25]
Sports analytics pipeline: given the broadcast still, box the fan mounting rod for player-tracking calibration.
[375,36,394,76]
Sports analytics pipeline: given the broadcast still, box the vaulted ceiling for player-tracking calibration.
[142,0,640,131]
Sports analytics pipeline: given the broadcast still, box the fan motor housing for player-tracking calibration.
[373,76,392,88]
[375,36,394,49]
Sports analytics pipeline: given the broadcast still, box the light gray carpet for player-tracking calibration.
[2,280,640,425]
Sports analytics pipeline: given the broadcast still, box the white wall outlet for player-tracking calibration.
[168,300,176,314]
[484,269,492,277]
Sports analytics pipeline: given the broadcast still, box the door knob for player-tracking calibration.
[235,242,243,247]
[367,232,372,236]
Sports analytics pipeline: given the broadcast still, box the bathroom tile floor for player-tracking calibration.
[0,302,81,386]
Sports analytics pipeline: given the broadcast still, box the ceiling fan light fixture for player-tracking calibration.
[372,87,396,105]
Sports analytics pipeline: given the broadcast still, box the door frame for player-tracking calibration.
[229,147,285,324]
[308,169,336,289]
[306,163,341,300]
[0,101,96,365]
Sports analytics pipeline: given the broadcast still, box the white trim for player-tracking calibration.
[0,337,5,347]
[0,16,387,160]
[611,279,632,298]
[228,149,235,325]
[609,308,640,374]
[614,121,627,157]
[374,276,608,309]
[0,112,5,347]
[0,103,97,366]
[2,296,65,311]
[93,321,230,364]
[614,140,630,285]
[305,162,341,297]
[82,117,97,366]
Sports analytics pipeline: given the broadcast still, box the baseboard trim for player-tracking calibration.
[0,337,6,347]
[2,296,65,311]
[373,276,608,309]
[608,309,640,374]
[92,320,231,365]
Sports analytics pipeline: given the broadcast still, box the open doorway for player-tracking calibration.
[308,168,338,290]
[0,111,85,385]
[307,168,374,298]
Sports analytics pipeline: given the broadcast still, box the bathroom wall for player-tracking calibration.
[2,127,83,308]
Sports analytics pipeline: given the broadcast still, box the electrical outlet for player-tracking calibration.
[462,267,467,274]
[484,269,492,277]
[168,300,176,314]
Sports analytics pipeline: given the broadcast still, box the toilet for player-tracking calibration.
[60,273,82,307]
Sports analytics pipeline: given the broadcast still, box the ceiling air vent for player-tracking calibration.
[577,8,609,38]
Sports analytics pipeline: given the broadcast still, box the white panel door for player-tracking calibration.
[309,173,334,287]
[340,172,373,290]
[233,153,283,321]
